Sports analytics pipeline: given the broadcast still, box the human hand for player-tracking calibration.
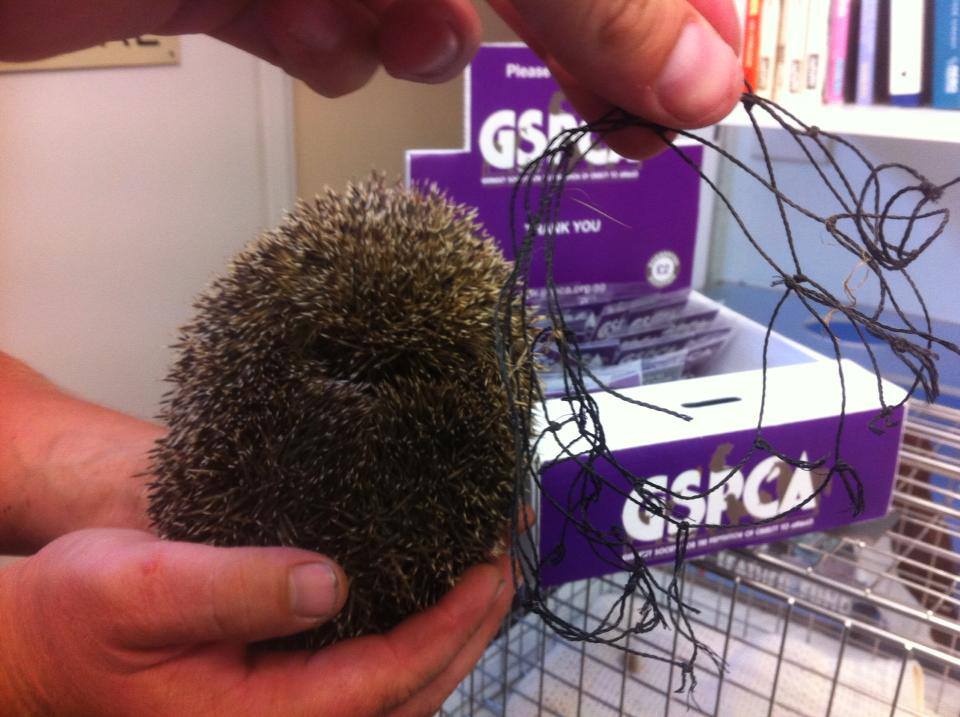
[487,0,744,157]
[0,352,164,553]
[0,0,741,157]
[13,418,164,543]
[0,528,514,716]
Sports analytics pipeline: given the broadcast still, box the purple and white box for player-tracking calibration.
[407,44,906,587]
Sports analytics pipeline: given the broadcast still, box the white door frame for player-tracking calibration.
[255,60,298,227]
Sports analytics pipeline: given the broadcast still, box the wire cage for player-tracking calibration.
[439,400,960,716]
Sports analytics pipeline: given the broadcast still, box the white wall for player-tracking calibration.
[707,126,960,323]
[0,36,295,420]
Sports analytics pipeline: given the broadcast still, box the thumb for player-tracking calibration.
[493,0,743,128]
[29,529,348,649]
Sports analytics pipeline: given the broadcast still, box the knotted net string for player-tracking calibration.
[494,91,960,689]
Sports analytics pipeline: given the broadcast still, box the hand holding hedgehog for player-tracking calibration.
[0,178,531,717]
[0,527,515,716]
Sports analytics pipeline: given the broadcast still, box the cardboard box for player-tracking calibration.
[407,44,906,587]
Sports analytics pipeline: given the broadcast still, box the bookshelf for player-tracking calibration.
[724,0,960,144]
[719,102,960,144]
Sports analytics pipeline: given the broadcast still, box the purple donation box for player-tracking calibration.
[407,44,905,587]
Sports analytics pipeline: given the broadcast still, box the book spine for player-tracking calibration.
[758,0,783,95]
[856,0,879,103]
[888,0,926,106]
[805,0,831,103]
[776,0,811,102]
[824,0,853,103]
[932,0,960,108]
[773,0,790,100]
[743,0,764,89]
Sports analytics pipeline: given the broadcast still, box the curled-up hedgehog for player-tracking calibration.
[147,175,536,649]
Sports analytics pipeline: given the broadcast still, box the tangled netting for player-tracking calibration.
[494,92,960,690]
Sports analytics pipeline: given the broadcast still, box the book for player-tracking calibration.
[824,0,855,103]
[775,0,811,103]
[856,0,881,104]
[758,0,783,95]
[932,0,960,108]
[888,0,927,106]
[805,0,831,103]
[743,0,764,90]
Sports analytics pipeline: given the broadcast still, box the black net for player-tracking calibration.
[495,92,960,690]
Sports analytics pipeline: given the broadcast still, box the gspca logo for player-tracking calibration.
[477,91,625,172]
[621,452,822,543]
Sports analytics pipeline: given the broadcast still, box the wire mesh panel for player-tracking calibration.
[439,402,960,716]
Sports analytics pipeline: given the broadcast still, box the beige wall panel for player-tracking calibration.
[1,38,290,419]
[295,4,517,197]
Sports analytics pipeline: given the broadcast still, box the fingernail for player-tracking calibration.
[287,0,348,54]
[654,21,741,124]
[289,562,339,619]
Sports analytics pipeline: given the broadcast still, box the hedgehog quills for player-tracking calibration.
[148,177,535,648]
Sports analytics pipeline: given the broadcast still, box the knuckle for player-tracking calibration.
[590,0,655,50]
[585,0,684,85]
[53,538,172,644]
[207,563,259,638]
[205,585,238,639]
[50,532,136,608]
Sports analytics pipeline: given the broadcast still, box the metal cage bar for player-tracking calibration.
[439,401,960,717]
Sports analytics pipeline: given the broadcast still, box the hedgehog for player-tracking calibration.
[147,176,536,649]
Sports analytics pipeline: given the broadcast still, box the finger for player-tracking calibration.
[39,529,348,648]
[486,1,738,158]
[384,556,516,717]
[502,0,742,127]
[377,0,482,83]
[214,0,481,96]
[213,0,381,98]
[246,557,507,716]
[489,0,742,159]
